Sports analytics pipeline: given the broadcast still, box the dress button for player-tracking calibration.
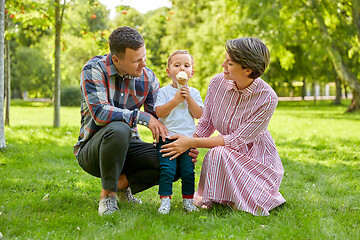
[121,93,124,96]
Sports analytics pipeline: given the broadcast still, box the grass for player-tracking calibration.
[0,99,359,239]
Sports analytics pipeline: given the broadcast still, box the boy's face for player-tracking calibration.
[166,54,194,85]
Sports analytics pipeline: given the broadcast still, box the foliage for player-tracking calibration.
[60,34,105,87]
[141,7,171,86]
[61,86,81,106]
[4,0,360,110]
[64,0,109,37]
[12,45,53,98]
[5,0,53,46]
[0,100,359,239]
[109,5,143,30]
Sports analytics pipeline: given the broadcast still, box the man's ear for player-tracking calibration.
[112,54,119,64]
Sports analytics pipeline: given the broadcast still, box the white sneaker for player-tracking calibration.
[183,198,199,212]
[158,197,171,214]
[98,196,119,216]
[117,187,142,204]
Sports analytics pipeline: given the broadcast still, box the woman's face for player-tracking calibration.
[221,52,251,81]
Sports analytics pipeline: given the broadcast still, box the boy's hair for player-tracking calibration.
[167,50,194,67]
[108,26,144,58]
[225,37,270,79]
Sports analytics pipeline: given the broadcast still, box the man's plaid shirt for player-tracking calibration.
[73,53,159,156]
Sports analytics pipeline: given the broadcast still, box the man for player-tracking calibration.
[73,26,198,215]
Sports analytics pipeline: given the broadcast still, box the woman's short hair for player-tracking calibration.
[225,37,270,79]
[108,26,144,58]
[167,50,194,67]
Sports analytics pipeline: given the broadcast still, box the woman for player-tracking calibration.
[160,37,286,216]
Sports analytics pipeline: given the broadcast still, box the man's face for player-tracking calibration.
[112,46,147,77]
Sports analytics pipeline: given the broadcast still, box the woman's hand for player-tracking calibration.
[160,134,195,160]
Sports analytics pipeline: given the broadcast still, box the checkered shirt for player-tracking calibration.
[73,53,159,156]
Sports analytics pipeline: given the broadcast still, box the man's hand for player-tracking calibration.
[189,148,199,165]
[148,115,168,142]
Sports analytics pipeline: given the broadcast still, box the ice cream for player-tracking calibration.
[176,71,188,89]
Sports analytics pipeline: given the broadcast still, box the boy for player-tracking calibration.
[155,50,204,214]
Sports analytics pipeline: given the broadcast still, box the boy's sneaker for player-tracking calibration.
[158,197,171,214]
[183,198,199,212]
[116,187,142,204]
[98,195,119,216]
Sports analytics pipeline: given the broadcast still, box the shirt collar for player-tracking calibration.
[226,78,259,98]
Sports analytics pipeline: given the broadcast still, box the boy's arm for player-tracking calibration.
[186,95,203,119]
[181,87,203,119]
[156,91,184,118]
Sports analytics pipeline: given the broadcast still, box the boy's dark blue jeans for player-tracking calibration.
[157,138,195,198]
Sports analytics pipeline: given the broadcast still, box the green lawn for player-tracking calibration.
[0,100,359,239]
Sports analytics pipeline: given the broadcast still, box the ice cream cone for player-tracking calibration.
[176,71,188,90]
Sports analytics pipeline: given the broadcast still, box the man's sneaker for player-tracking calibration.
[116,187,142,204]
[183,198,199,212]
[98,195,119,216]
[158,197,171,214]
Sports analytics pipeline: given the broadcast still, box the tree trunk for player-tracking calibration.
[333,76,341,105]
[302,77,306,100]
[5,38,10,126]
[0,0,6,150]
[312,81,317,104]
[346,89,360,112]
[344,83,348,99]
[326,45,360,112]
[54,0,63,127]
[311,0,360,112]
[289,82,294,99]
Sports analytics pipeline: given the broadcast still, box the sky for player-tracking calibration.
[98,0,172,18]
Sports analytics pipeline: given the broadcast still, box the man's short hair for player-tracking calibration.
[108,26,144,58]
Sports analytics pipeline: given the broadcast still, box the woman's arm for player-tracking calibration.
[160,135,224,160]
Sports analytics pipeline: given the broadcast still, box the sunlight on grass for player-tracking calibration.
[1,100,359,239]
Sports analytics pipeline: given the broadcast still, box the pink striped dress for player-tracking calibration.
[194,73,286,216]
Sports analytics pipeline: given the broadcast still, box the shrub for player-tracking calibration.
[61,86,81,106]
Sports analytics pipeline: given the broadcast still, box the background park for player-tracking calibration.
[0,0,359,239]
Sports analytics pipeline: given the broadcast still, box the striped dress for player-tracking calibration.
[194,73,286,216]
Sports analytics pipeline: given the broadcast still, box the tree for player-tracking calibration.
[310,0,360,112]
[0,0,6,150]
[110,5,143,30]
[54,0,66,127]
[4,29,10,125]
[141,7,170,84]
[12,46,53,97]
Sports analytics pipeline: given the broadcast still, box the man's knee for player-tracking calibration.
[104,121,132,143]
